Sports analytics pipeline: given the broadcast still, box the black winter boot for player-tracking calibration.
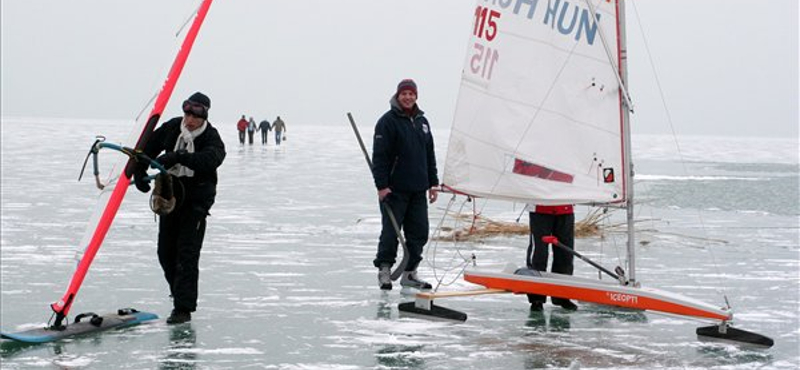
[166,309,191,324]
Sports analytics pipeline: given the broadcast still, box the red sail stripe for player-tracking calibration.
[512,158,574,183]
[50,0,215,318]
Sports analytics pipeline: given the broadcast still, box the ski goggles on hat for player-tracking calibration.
[182,100,208,119]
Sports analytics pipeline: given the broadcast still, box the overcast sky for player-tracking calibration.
[2,0,798,138]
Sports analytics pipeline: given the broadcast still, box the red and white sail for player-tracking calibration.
[443,0,626,205]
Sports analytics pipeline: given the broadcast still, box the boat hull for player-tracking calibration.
[464,268,732,321]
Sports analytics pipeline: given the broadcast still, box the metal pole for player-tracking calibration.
[543,236,626,283]
[347,112,409,281]
[617,0,636,284]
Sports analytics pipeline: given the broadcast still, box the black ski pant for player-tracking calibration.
[526,212,575,304]
[373,190,428,271]
[247,131,254,145]
[238,131,245,144]
[261,131,268,144]
[158,204,207,312]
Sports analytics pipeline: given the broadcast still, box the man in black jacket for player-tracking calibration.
[371,79,439,291]
[134,92,226,324]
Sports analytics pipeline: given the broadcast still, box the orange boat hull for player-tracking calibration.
[464,269,732,321]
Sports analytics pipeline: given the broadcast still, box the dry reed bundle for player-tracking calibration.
[434,207,615,242]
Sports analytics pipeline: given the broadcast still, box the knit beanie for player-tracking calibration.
[396,79,417,96]
[187,92,211,109]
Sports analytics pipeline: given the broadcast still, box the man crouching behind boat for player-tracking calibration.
[371,79,439,291]
[134,92,226,324]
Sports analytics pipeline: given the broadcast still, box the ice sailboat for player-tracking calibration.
[401,0,772,347]
[1,0,215,344]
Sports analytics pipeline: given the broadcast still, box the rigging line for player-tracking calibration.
[135,93,159,123]
[435,199,480,288]
[601,207,626,272]
[631,177,660,251]
[436,259,477,292]
[427,194,458,282]
[516,203,531,223]
[136,2,202,124]
[123,2,204,185]
[127,17,185,179]
[427,195,478,290]
[176,1,203,37]
[584,0,634,111]
[629,1,729,305]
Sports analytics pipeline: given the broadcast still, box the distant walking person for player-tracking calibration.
[258,119,271,145]
[133,92,226,324]
[236,115,247,145]
[371,79,438,291]
[247,117,257,145]
[272,116,286,145]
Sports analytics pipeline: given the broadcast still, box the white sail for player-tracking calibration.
[443,0,626,205]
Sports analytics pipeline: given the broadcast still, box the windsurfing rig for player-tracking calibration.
[45,0,214,331]
[79,136,168,190]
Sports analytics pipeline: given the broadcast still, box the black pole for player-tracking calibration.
[347,112,409,281]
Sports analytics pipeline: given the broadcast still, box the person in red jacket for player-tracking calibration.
[526,204,578,311]
[236,115,247,144]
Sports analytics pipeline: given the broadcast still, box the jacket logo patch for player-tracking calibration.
[422,124,429,134]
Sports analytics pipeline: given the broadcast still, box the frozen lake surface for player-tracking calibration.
[1,118,798,369]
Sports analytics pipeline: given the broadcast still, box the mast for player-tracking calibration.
[617,0,636,284]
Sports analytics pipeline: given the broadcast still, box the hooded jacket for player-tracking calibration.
[371,97,439,193]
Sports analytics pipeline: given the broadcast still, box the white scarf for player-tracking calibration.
[169,118,207,177]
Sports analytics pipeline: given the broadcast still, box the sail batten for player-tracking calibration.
[443,0,625,206]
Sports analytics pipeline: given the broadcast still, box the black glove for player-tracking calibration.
[133,170,151,193]
[154,150,186,170]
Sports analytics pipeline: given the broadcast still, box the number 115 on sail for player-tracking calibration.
[469,5,501,81]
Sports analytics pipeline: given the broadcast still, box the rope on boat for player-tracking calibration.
[628,0,731,310]
[426,193,481,292]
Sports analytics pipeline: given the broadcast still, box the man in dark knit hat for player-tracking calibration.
[134,91,226,324]
[370,79,439,291]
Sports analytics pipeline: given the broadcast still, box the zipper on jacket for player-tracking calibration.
[390,157,398,177]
